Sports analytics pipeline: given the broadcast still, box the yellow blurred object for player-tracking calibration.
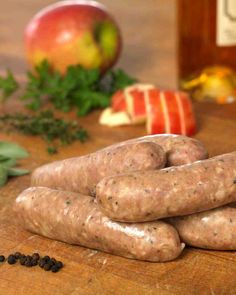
[180,66,236,104]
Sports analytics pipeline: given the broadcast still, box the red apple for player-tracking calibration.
[25,0,122,73]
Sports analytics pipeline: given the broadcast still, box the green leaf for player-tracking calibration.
[0,155,9,161]
[20,59,137,117]
[111,69,137,91]
[7,168,29,176]
[0,70,19,101]
[47,147,57,154]
[73,90,110,116]
[0,165,8,187]
[0,156,17,168]
[0,141,29,159]
[0,112,88,154]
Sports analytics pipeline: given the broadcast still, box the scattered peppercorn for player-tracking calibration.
[39,259,46,268]
[32,253,40,261]
[51,258,57,264]
[51,265,59,273]
[25,260,32,267]
[47,260,54,267]
[20,257,26,265]
[14,252,22,259]
[31,260,38,266]
[0,252,64,272]
[7,255,16,265]
[43,256,50,262]
[43,264,51,271]
[56,261,63,269]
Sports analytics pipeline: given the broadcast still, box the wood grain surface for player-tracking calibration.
[0,1,236,295]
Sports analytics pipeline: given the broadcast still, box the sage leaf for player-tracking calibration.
[0,141,29,159]
[7,168,29,177]
[0,157,16,168]
[0,165,8,187]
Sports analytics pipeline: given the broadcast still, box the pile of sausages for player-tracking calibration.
[14,134,236,262]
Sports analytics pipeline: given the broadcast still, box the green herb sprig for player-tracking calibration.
[0,70,18,101]
[0,141,29,187]
[22,60,137,116]
[0,110,88,154]
[0,60,137,116]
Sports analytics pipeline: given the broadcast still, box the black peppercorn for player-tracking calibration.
[56,261,63,269]
[51,265,59,273]
[32,253,40,261]
[51,258,57,264]
[25,260,32,267]
[39,259,46,268]
[14,252,22,259]
[0,255,5,262]
[20,257,26,265]
[31,260,38,266]
[7,255,16,265]
[43,263,51,271]
[43,256,50,262]
[47,260,55,267]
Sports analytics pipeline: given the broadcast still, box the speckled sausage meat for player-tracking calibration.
[108,134,208,166]
[168,204,236,250]
[96,152,236,222]
[14,187,184,262]
[31,141,166,195]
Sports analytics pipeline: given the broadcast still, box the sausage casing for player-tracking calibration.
[31,141,166,195]
[96,152,236,222]
[108,134,208,166]
[14,187,184,262]
[168,204,236,250]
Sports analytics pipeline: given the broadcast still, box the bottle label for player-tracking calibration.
[217,0,236,46]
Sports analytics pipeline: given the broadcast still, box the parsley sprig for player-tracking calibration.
[0,70,18,101]
[19,60,136,116]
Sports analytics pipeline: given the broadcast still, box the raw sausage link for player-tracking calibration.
[108,134,208,166]
[96,152,236,222]
[168,204,236,250]
[31,141,166,195]
[14,187,184,262]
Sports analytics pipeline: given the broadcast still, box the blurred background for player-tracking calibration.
[0,0,177,89]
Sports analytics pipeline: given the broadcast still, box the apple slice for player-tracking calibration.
[111,83,156,124]
[175,91,197,136]
[111,90,127,112]
[146,89,166,134]
[146,90,197,136]
[125,84,155,123]
[99,107,131,127]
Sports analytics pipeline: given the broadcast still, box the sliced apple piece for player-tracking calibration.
[146,89,166,134]
[125,84,156,123]
[176,91,197,136]
[99,107,131,127]
[146,90,197,136]
[111,90,127,112]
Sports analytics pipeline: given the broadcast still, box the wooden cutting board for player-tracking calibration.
[0,101,236,295]
[1,0,236,293]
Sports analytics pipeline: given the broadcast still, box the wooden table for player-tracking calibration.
[1,1,236,294]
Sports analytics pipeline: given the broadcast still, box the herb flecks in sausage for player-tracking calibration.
[96,152,236,222]
[14,187,184,262]
[31,141,166,195]
[168,204,236,250]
